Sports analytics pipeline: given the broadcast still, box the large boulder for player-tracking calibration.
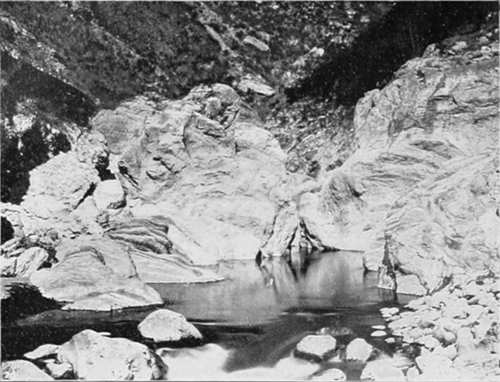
[92,84,300,263]
[29,239,162,310]
[138,309,202,343]
[23,330,167,380]
[299,38,499,294]
[0,149,103,244]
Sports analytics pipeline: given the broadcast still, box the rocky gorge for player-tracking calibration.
[1,1,499,381]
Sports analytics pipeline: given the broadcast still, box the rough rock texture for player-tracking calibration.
[22,330,168,380]
[383,273,500,381]
[93,84,302,263]
[1,247,50,278]
[298,36,499,294]
[1,360,53,381]
[29,239,162,310]
[138,309,202,343]
[1,142,105,243]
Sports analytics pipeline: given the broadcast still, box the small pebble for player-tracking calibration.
[372,325,386,330]
[371,330,387,337]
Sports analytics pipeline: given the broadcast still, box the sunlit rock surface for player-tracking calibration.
[300,37,499,294]
[93,84,299,263]
[23,330,167,380]
[1,360,53,381]
[29,241,162,310]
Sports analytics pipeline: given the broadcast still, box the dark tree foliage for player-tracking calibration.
[287,2,499,105]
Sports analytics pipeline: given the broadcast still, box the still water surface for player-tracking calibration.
[2,251,410,379]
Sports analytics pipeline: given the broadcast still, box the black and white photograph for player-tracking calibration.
[0,1,499,380]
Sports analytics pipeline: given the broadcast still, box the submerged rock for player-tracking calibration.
[345,338,373,362]
[2,360,53,381]
[310,368,347,381]
[294,334,337,362]
[138,309,202,343]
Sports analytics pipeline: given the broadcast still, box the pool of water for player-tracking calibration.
[2,251,412,379]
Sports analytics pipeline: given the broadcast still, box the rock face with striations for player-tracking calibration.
[29,238,162,310]
[93,83,299,263]
[299,37,499,295]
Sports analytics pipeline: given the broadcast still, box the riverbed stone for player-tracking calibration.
[415,354,452,373]
[360,359,405,381]
[56,330,167,380]
[138,309,202,343]
[294,335,337,362]
[2,360,53,381]
[345,338,373,362]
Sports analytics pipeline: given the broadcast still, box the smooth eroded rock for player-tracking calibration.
[345,338,373,362]
[294,334,337,362]
[56,330,167,380]
[138,309,202,343]
[30,243,162,310]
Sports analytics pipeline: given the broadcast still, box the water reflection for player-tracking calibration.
[2,251,402,371]
[154,251,390,325]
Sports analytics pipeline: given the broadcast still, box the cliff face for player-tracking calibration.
[1,1,392,205]
[1,1,499,304]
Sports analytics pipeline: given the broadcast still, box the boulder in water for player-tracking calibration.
[345,338,373,362]
[54,330,167,380]
[294,334,337,362]
[138,309,202,343]
[2,360,53,381]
